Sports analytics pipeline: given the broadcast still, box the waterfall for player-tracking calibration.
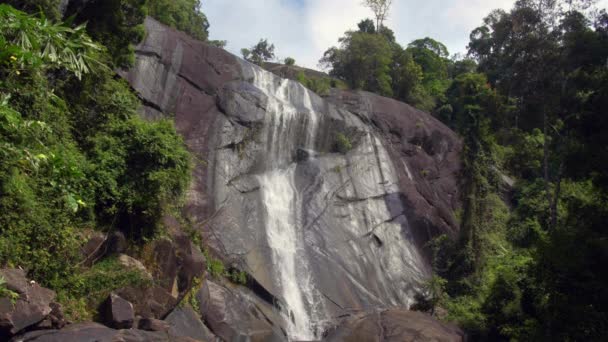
[251,66,324,340]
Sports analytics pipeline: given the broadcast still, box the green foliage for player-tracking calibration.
[391,47,433,110]
[334,133,353,154]
[203,249,226,278]
[0,6,191,320]
[405,38,451,109]
[242,39,275,65]
[362,0,393,30]
[423,275,447,314]
[502,129,544,179]
[433,3,608,340]
[357,18,376,34]
[321,20,452,111]
[56,257,152,322]
[0,4,103,79]
[296,71,332,96]
[0,6,103,283]
[181,276,202,312]
[67,0,147,68]
[284,57,296,66]
[146,0,210,41]
[208,40,227,48]
[228,269,248,285]
[87,113,191,240]
[4,0,61,21]
[321,30,393,96]
[0,275,19,304]
[60,71,192,241]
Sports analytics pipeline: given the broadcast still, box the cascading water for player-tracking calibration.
[251,66,324,340]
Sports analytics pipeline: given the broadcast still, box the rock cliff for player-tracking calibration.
[118,17,463,341]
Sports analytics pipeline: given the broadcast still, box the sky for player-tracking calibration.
[204,0,608,70]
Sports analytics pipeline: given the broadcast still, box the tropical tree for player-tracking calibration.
[241,39,275,65]
[320,30,393,96]
[363,0,393,30]
[146,0,210,41]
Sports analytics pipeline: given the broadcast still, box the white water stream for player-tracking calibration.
[252,66,323,340]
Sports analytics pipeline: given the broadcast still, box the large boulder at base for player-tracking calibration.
[99,293,134,329]
[165,307,218,341]
[196,279,286,342]
[32,303,66,331]
[138,317,170,332]
[325,309,464,342]
[0,269,56,337]
[10,322,198,342]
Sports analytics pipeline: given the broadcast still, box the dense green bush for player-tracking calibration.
[284,57,296,66]
[321,30,393,97]
[68,0,147,68]
[61,71,191,240]
[334,133,353,154]
[57,256,152,322]
[3,0,61,20]
[146,0,209,41]
[0,5,191,290]
[296,71,332,96]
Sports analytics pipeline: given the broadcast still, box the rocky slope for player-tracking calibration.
[120,17,463,341]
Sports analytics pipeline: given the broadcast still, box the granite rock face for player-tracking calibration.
[122,17,462,340]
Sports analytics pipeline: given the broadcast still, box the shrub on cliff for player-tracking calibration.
[146,0,210,41]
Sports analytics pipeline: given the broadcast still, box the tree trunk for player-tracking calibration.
[543,104,554,229]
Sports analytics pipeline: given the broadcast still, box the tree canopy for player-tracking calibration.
[241,39,276,65]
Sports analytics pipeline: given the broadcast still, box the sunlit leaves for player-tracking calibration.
[0,4,102,79]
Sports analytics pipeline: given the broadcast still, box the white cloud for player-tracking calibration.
[204,0,608,70]
[306,0,373,68]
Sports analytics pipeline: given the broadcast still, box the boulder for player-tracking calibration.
[10,322,182,342]
[196,279,286,342]
[80,231,127,265]
[325,309,464,342]
[33,303,66,331]
[138,318,170,332]
[165,307,218,341]
[116,285,177,319]
[117,254,152,280]
[105,231,128,255]
[79,231,106,266]
[0,269,56,337]
[150,238,179,296]
[100,293,134,329]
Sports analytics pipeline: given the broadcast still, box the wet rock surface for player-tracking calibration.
[325,309,464,342]
[196,279,286,342]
